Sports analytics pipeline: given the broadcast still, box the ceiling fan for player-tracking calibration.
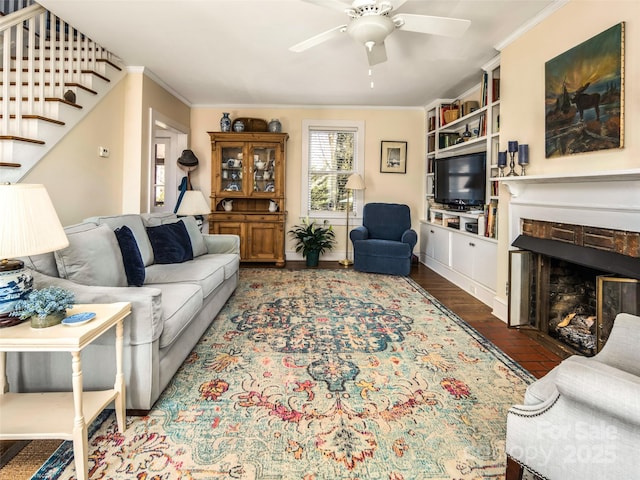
[289,0,471,66]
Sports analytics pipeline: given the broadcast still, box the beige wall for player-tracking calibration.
[24,80,127,226]
[190,107,425,258]
[495,0,639,308]
[25,72,191,225]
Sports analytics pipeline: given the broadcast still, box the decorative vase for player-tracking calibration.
[220,112,231,132]
[462,124,472,141]
[268,118,282,133]
[30,311,65,329]
[233,120,245,132]
[305,250,320,268]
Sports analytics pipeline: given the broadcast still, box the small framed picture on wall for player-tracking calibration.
[380,141,407,174]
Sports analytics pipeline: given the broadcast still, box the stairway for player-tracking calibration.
[0,2,125,183]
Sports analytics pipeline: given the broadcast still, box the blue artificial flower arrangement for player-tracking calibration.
[10,286,75,319]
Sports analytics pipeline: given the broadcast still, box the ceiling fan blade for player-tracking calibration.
[289,25,348,52]
[393,13,471,37]
[298,0,351,13]
[366,42,387,66]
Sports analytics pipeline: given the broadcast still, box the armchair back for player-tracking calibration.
[363,203,411,240]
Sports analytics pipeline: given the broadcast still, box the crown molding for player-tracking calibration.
[494,0,570,51]
[126,66,193,106]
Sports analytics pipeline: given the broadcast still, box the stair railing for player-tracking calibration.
[1,3,118,138]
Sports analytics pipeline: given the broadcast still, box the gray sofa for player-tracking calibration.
[7,212,240,411]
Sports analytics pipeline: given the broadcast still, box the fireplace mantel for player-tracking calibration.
[498,168,640,197]
[499,169,640,244]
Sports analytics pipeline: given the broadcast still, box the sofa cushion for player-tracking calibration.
[142,213,207,258]
[192,253,240,280]
[55,223,127,287]
[144,260,225,298]
[21,252,59,277]
[146,282,203,349]
[86,214,155,267]
[114,226,145,286]
[146,221,194,264]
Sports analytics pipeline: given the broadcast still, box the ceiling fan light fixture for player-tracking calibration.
[346,15,395,47]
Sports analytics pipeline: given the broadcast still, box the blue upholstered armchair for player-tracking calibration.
[350,203,417,276]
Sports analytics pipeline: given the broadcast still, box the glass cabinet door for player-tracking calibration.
[250,145,277,194]
[220,144,244,194]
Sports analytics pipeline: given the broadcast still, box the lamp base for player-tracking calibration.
[0,259,33,323]
[338,259,353,267]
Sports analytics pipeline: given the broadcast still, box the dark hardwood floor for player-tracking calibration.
[284,260,563,379]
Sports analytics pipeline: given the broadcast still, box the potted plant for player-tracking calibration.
[288,218,336,267]
[10,286,75,328]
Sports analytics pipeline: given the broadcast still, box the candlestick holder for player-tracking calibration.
[506,140,519,177]
[518,144,529,176]
[497,151,507,177]
[506,150,519,176]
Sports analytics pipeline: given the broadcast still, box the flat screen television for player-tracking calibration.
[434,152,486,210]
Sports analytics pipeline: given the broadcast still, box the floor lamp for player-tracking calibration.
[339,173,366,267]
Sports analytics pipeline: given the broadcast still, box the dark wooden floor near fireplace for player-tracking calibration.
[282,261,563,379]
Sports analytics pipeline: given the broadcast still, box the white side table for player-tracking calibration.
[0,302,131,480]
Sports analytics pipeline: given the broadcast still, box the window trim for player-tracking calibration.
[300,119,365,225]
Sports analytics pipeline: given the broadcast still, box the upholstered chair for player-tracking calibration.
[505,312,640,480]
[349,203,417,276]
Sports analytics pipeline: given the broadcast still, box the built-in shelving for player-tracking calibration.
[421,55,501,309]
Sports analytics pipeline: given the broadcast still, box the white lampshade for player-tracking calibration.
[345,173,366,191]
[0,184,68,259]
[176,190,212,216]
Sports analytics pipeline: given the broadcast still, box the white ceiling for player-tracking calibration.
[38,0,560,107]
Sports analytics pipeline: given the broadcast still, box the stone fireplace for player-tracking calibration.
[502,170,640,357]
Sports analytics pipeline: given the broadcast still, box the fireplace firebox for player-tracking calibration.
[509,220,640,357]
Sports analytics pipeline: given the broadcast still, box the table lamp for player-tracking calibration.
[339,173,366,267]
[176,189,212,231]
[0,184,69,323]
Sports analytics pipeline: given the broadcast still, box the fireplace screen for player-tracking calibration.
[509,251,639,356]
[597,276,640,351]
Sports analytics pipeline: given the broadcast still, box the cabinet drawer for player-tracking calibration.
[215,213,246,221]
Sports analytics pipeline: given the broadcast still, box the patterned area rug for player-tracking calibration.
[35,269,533,480]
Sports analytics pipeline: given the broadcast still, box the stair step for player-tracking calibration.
[10,57,122,72]
[0,136,45,145]
[2,68,112,84]
[0,81,98,96]
[0,96,82,108]
[0,114,65,126]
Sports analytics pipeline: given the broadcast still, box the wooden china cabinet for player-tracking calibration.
[208,132,288,266]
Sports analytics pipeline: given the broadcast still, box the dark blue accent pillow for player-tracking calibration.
[114,225,145,286]
[146,220,194,264]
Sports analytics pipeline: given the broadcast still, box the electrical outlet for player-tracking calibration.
[98,147,110,158]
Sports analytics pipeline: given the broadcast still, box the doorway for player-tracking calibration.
[149,109,188,213]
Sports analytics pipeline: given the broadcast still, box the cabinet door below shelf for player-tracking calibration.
[424,224,451,267]
[451,234,497,290]
[246,222,282,263]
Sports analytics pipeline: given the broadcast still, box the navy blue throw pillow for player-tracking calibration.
[146,220,194,264]
[114,225,145,286]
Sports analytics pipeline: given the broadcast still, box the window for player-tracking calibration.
[301,120,365,223]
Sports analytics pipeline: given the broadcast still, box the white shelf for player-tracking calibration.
[440,105,487,131]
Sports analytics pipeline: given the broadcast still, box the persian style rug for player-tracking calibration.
[35,269,533,480]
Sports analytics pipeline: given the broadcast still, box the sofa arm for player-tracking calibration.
[203,234,240,255]
[29,269,163,346]
[350,226,369,242]
[401,229,418,249]
[556,356,640,426]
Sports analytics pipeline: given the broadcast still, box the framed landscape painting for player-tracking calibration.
[544,23,624,158]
